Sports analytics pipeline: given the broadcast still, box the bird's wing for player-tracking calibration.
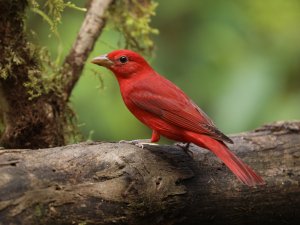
[130,88,233,144]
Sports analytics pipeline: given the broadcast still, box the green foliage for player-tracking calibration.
[29,0,85,35]
[108,0,159,55]
[29,0,85,64]
[24,0,86,100]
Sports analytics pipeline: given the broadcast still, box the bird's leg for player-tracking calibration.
[150,130,160,142]
[119,130,160,149]
[176,142,194,158]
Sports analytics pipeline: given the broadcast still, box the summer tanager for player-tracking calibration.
[92,49,264,186]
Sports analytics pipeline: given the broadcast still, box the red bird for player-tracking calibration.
[92,49,264,186]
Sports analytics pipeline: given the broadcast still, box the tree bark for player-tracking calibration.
[0,121,299,225]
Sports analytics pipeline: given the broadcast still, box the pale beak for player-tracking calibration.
[91,54,114,67]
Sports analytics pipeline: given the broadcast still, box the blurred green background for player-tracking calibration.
[28,0,300,142]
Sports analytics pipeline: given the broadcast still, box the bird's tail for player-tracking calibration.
[189,134,265,186]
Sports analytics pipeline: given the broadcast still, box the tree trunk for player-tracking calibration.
[0,0,65,148]
[0,121,299,225]
[0,0,113,149]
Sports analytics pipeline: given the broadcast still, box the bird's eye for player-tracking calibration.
[119,56,128,64]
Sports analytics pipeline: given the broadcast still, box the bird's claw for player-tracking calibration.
[119,139,157,149]
[175,142,194,158]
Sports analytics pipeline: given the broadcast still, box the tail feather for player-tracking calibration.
[190,134,264,186]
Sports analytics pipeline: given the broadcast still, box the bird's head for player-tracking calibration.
[91,49,152,79]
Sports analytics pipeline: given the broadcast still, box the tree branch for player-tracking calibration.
[62,0,114,101]
[0,121,299,224]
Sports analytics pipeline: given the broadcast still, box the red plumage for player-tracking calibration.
[92,49,264,186]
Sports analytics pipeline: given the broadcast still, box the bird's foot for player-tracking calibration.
[119,139,158,149]
[175,142,194,158]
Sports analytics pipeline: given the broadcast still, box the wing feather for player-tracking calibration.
[130,90,233,144]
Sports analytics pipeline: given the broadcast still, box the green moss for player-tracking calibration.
[78,222,87,225]
[18,1,85,100]
[0,68,9,80]
[108,0,159,55]
[34,204,43,217]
